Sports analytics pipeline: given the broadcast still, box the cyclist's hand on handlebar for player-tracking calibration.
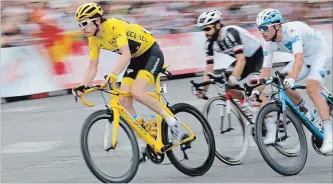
[228,75,240,86]
[283,77,295,88]
[105,72,118,85]
[72,84,86,97]
[195,90,206,99]
[250,89,261,101]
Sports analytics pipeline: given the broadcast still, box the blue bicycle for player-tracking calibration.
[246,70,333,176]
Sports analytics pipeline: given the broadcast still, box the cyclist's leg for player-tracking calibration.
[119,60,148,159]
[263,61,310,144]
[131,43,185,143]
[305,54,332,153]
[282,61,309,104]
[119,60,141,115]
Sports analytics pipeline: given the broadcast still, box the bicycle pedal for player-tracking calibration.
[276,135,289,142]
[104,141,118,152]
[221,127,234,134]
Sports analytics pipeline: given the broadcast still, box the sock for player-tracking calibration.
[133,114,140,120]
[322,120,333,144]
[160,110,177,126]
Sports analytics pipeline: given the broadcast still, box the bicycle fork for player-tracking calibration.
[220,94,234,134]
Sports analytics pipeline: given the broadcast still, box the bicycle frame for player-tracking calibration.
[80,68,196,154]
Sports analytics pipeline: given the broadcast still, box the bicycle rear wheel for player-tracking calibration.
[203,96,249,165]
[162,103,216,176]
[255,102,308,176]
[80,109,140,183]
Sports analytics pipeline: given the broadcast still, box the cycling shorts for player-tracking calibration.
[121,42,164,86]
[282,52,332,85]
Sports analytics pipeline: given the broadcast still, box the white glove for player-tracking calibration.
[283,78,295,88]
[250,89,261,101]
[228,75,239,86]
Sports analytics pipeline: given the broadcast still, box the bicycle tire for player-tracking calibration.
[80,109,140,183]
[255,102,308,176]
[162,103,216,176]
[203,96,249,165]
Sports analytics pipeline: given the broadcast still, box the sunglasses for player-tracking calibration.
[202,26,214,32]
[79,18,97,28]
[258,24,276,32]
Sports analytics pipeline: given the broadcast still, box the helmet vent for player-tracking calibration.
[86,7,96,14]
[80,6,90,14]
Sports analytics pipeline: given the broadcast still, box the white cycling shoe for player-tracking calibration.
[264,116,278,145]
[320,122,333,154]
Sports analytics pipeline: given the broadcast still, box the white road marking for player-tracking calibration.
[2,105,44,113]
[1,141,65,154]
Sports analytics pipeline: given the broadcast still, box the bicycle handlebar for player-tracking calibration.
[76,68,174,107]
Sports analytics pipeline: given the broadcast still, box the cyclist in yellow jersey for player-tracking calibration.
[72,3,185,160]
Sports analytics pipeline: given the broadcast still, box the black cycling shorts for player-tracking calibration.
[230,46,264,80]
[122,42,164,84]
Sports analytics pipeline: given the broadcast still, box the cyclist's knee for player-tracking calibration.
[131,83,147,102]
[306,80,321,96]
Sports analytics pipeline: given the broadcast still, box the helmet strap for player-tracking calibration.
[271,24,280,42]
[93,20,99,36]
[211,24,221,41]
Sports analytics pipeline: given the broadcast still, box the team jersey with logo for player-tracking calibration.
[262,21,329,67]
[205,25,262,63]
[88,18,156,59]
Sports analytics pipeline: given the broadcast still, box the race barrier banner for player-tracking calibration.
[1,24,332,98]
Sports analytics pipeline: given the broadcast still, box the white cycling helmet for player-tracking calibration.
[256,8,282,26]
[197,10,222,27]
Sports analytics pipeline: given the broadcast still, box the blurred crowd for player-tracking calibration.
[2,0,333,48]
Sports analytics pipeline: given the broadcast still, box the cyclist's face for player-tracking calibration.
[258,24,277,41]
[202,25,215,39]
[79,18,99,37]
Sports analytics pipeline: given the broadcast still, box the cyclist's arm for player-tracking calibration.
[112,45,131,75]
[203,41,214,91]
[81,59,99,86]
[110,25,131,75]
[289,29,304,79]
[255,43,274,92]
[226,28,246,79]
[81,38,100,86]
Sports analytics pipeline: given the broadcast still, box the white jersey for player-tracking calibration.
[262,21,330,67]
[205,25,262,62]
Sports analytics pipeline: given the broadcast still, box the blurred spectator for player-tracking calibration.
[1,0,332,48]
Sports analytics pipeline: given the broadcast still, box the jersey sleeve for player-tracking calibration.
[88,37,100,60]
[262,42,274,68]
[205,40,214,64]
[108,19,129,49]
[225,28,243,55]
[288,27,303,55]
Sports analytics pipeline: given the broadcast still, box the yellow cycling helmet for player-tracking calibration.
[75,3,103,21]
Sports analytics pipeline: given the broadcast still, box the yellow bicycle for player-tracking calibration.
[76,65,216,183]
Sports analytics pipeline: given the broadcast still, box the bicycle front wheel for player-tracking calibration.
[203,96,249,165]
[80,109,140,183]
[162,103,216,177]
[255,102,308,176]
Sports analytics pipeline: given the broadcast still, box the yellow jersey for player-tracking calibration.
[88,18,156,59]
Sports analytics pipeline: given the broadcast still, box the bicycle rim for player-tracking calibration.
[162,103,216,177]
[255,102,308,176]
[80,110,140,183]
[203,96,249,165]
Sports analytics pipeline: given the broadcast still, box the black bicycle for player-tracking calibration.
[190,70,299,165]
